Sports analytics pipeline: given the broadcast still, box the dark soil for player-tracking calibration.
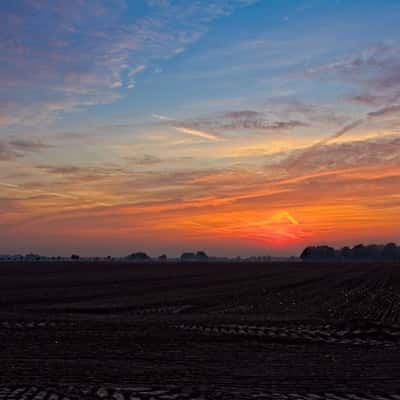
[1,261,400,396]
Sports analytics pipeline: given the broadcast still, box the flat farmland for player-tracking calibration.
[1,261,400,398]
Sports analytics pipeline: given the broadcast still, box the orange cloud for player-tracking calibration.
[1,133,400,256]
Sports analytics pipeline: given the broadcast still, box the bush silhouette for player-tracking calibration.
[301,243,399,261]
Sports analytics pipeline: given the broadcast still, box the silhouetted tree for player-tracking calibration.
[352,244,367,259]
[128,252,150,261]
[382,243,398,260]
[25,253,41,261]
[180,252,196,261]
[300,247,312,260]
[301,243,399,261]
[300,246,336,260]
[196,251,209,260]
[180,251,210,261]
[365,244,384,259]
[339,246,352,259]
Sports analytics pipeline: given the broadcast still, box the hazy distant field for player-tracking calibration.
[1,261,400,397]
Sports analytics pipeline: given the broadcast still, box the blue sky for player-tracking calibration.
[1,0,400,256]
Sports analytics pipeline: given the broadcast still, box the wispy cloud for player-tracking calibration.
[173,126,221,141]
[0,0,257,127]
[153,108,309,142]
[152,112,223,140]
[125,154,192,166]
[0,143,18,162]
[316,120,364,146]
[192,110,308,132]
[303,42,400,107]
[282,93,400,172]
[368,105,400,118]
[278,135,400,175]
[0,138,53,161]
[8,139,53,152]
[152,113,175,121]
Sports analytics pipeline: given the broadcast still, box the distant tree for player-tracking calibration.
[158,254,167,261]
[300,246,314,260]
[25,253,40,261]
[339,246,352,259]
[180,252,196,261]
[300,246,336,260]
[71,254,80,260]
[351,244,368,259]
[128,252,150,261]
[301,242,399,261]
[365,244,383,260]
[382,243,398,260]
[196,251,209,260]
[320,246,336,259]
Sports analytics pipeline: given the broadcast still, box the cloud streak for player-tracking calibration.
[0,0,257,127]
[303,43,400,107]
[173,126,221,141]
[0,138,53,161]
[180,111,308,133]
[368,105,400,118]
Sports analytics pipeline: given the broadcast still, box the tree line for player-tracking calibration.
[300,243,400,261]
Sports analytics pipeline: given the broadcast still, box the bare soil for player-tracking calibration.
[1,261,400,398]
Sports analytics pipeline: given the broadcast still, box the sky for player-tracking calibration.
[1,0,400,257]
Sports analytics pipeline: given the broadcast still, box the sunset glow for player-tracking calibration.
[1,0,400,256]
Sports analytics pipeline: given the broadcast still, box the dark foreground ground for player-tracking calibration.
[1,261,400,399]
